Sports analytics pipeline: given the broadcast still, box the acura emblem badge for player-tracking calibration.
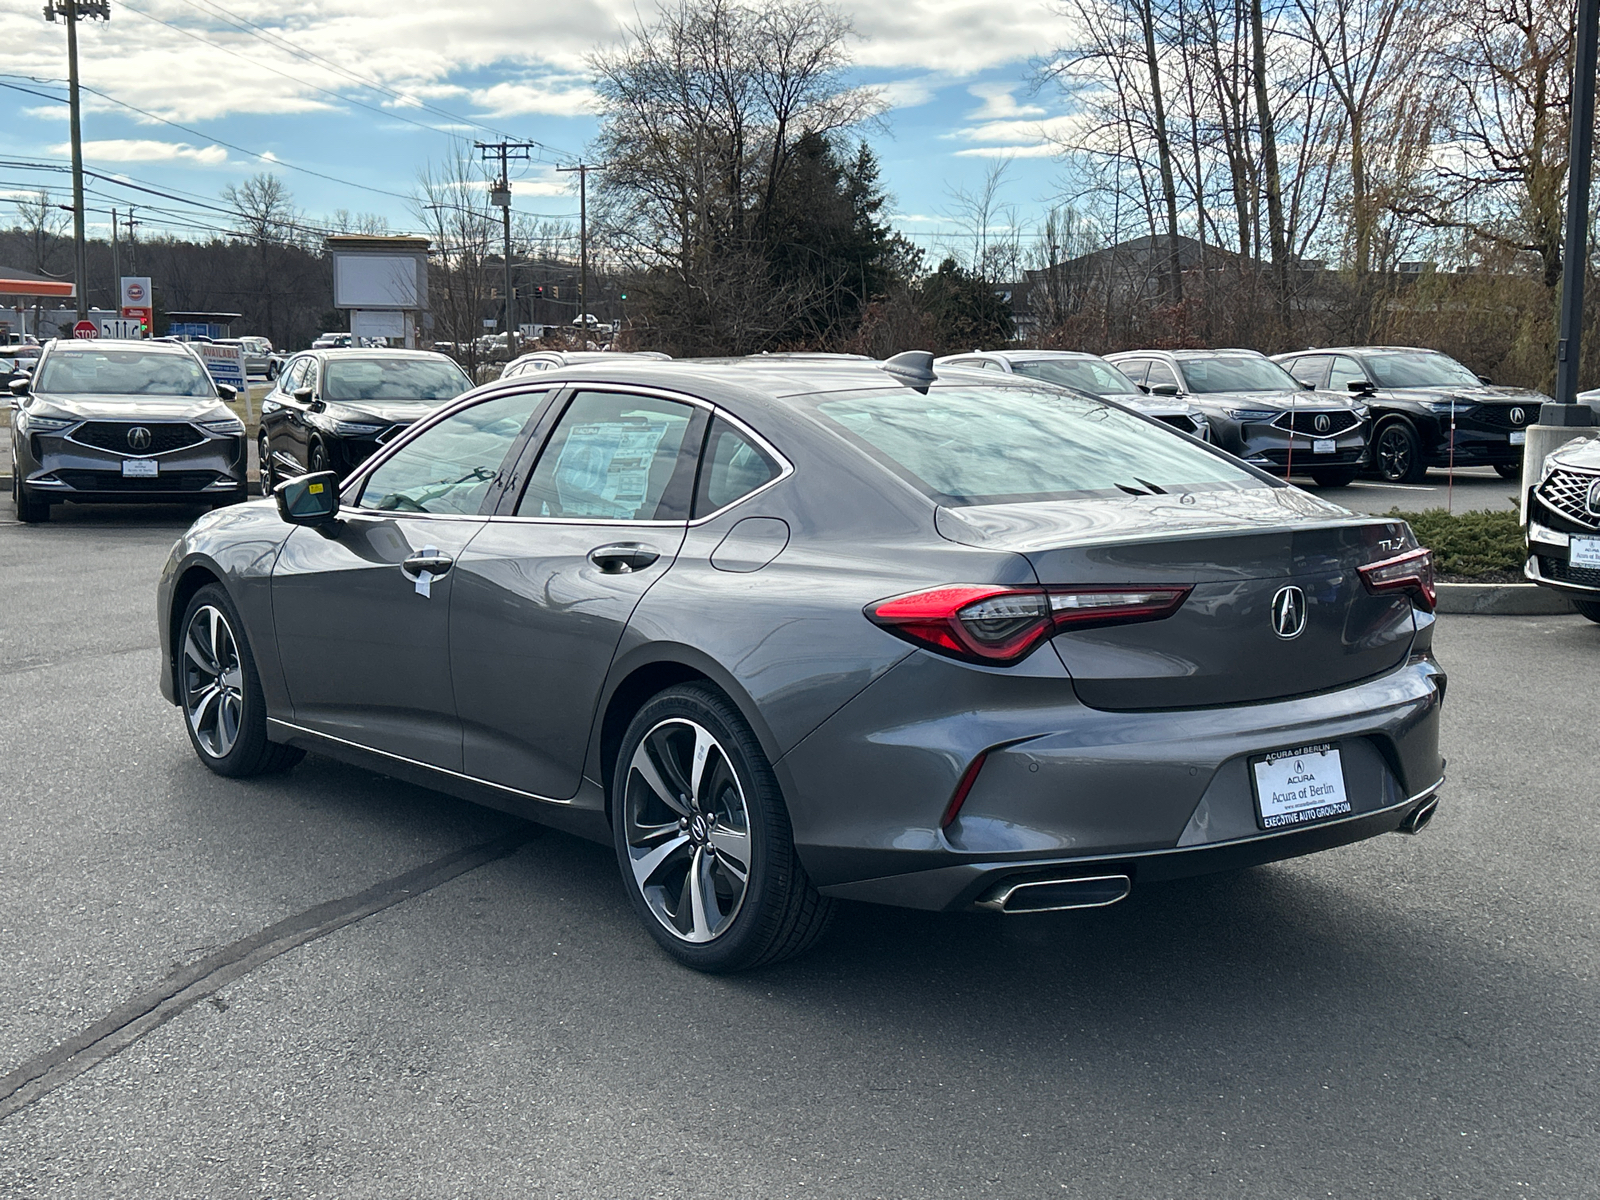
[1510,407,1525,425]
[1271,585,1308,639]
[1314,413,1331,434]
[126,426,152,451]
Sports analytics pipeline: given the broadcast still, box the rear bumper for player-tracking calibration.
[779,650,1445,910]
[823,782,1442,911]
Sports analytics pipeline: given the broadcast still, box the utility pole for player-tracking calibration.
[110,207,120,298]
[44,0,111,322]
[476,141,537,358]
[125,206,137,274]
[556,163,604,341]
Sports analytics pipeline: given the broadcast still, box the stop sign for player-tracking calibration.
[73,320,99,339]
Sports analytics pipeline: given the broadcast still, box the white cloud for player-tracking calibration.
[953,143,1061,158]
[53,139,228,166]
[873,75,943,111]
[852,2,1064,73]
[965,82,1047,121]
[469,79,598,119]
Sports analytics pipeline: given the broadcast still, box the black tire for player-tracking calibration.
[612,684,833,972]
[14,472,50,523]
[308,440,331,476]
[177,583,304,778]
[1575,598,1600,624]
[1373,419,1427,484]
[1309,465,1359,488]
[1494,462,1523,480]
[258,432,277,494]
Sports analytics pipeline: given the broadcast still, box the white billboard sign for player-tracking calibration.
[333,256,419,309]
[350,309,405,340]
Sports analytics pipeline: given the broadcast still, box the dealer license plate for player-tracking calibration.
[1313,438,1336,455]
[121,459,158,478]
[1572,536,1600,570]
[1251,743,1351,830]
[1509,430,1526,445]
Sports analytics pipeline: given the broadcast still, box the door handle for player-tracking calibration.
[588,543,660,574]
[402,550,454,579]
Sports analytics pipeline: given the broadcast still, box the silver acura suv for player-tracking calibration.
[9,339,248,522]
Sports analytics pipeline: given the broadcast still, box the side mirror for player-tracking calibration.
[1347,379,1376,394]
[9,374,30,395]
[1149,382,1180,396]
[274,471,340,526]
[1299,379,1317,390]
[1477,374,1493,385]
[216,383,237,401]
[292,386,314,403]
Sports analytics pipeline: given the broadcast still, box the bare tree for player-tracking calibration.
[410,146,497,372]
[589,0,883,354]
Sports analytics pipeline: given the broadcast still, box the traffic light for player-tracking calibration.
[620,292,628,301]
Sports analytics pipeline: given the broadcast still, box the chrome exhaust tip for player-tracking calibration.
[1397,795,1440,835]
[977,873,1132,914]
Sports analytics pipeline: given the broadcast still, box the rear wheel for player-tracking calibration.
[1373,419,1427,484]
[1494,462,1523,480]
[1575,598,1600,624]
[178,583,304,777]
[1309,465,1358,488]
[612,685,833,972]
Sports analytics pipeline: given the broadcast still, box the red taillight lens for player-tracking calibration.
[1358,547,1436,612]
[866,584,1192,665]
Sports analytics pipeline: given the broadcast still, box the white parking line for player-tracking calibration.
[1346,481,1439,491]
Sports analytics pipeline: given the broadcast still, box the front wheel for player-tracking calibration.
[1494,462,1523,480]
[1575,598,1600,624]
[308,440,331,476]
[1373,420,1427,484]
[612,685,833,972]
[14,472,50,523]
[178,583,304,777]
[258,432,277,493]
[1309,465,1359,488]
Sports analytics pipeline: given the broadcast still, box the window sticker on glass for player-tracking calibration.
[552,420,673,518]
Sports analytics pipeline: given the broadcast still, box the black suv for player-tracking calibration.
[1273,346,1542,483]
[1106,348,1369,486]
[259,349,472,487]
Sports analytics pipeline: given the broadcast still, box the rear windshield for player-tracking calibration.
[35,347,214,397]
[811,385,1260,505]
[322,357,471,403]
[1361,351,1480,389]
[1176,355,1298,394]
[1008,357,1141,396]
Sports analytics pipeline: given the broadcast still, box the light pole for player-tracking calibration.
[44,0,110,323]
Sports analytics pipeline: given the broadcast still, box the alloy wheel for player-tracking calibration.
[622,718,753,944]
[182,605,245,759]
[258,433,275,492]
[1376,424,1415,482]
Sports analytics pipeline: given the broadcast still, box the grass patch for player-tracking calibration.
[1386,508,1524,579]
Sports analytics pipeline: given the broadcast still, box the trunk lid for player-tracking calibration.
[936,487,1418,709]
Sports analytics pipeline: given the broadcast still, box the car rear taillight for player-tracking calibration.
[866,584,1192,665]
[1358,547,1436,612]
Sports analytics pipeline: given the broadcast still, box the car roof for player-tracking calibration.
[49,337,195,356]
[1275,346,1437,356]
[299,347,458,361]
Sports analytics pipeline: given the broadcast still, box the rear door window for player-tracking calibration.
[1286,355,1330,388]
[693,418,783,516]
[517,391,703,522]
[1328,356,1370,392]
[1116,359,1150,386]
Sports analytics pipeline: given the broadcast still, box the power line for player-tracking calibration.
[170,0,575,160]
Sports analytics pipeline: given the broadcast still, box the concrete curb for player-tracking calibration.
[1434,581,1576,615]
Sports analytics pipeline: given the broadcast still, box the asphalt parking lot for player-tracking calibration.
[1,499,1595,1198]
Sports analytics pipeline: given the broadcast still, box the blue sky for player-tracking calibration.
[0,0,1081,266]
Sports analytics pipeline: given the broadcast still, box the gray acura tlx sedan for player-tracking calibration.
[156,353,1446,971]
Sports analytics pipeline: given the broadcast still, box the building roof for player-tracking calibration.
[0,265,74,299]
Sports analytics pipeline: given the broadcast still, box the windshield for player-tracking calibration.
[1009,358,1141,396]
[1361,351,1481,389]
[322,357,471,403]
[34,347,214,397]
[1176,355,1299,394]
[812,385,1259,505]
